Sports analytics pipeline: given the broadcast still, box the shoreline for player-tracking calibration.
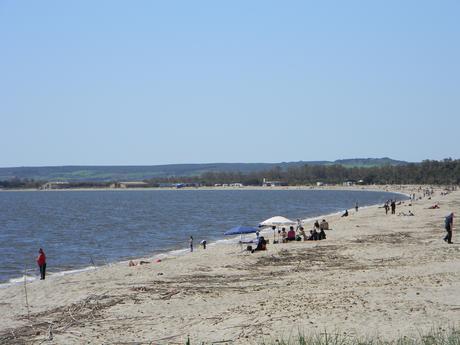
[0,188,409,289]
[0,184,418,193]
[1,185,457,344]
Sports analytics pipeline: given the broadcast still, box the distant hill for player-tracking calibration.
[332,157,408,168]
[0,158,409,182]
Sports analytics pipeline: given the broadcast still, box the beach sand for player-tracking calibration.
[1,186,459,344]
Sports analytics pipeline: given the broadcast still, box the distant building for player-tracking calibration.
[316,182,324,186]
[262,178,287,187]
[230,183,244,187]
[111,181,149,188]
[41,181,70,190]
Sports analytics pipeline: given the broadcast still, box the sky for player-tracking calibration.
[1,1,459,167]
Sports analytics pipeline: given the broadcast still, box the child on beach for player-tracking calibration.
[281,228,287,243]
[299,227,308,241]
[319,229,327,240]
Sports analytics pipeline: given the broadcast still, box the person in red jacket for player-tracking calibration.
[37,248,46,280]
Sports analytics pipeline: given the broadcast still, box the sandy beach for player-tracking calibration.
[1,185,459,344]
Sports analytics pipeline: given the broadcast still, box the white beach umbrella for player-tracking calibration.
[259,216,296,227]
[259,216,297,244]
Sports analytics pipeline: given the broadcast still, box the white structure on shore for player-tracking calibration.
[262,178,285,187]
[110,181,149,188]
[40,181,69,190]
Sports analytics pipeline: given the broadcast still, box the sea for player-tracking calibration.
[0,189,407,286]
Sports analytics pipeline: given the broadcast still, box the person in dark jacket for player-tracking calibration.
[37,248,46,280]
[319,229,327,240]
[444,212,454,244]
[391,200,396,214]
[252,236,267,252]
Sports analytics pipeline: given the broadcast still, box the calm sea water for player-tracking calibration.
[0,189,406,284]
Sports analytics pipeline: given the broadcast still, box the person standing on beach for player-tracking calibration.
[189,236,193,252]
[391,200,396,214]
[355,202,359,212]
[37,248,46,280]
[444,213,454,244]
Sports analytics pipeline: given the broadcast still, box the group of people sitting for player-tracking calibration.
[299,227,327,241]
[248,219,331,253]
[278,219,330,243]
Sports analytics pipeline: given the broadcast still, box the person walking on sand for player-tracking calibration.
[444,212,454,244]
[37,248,46,280]
[189,236,193,252]
[355,202,359,212]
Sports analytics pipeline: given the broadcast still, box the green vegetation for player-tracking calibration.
[0,158,407,182]
[0,178,42,189]
[184,328,460,345]
[1,158,459,188]
[150,159,460,186]
[259,328,460,345]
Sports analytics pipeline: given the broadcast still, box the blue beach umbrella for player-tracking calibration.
[224,226,258,236]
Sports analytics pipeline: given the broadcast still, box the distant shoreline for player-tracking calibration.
[0,184,414,194]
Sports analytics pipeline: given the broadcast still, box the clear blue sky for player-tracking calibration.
[1,1,459,167]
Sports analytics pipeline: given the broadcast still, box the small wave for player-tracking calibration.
[7,274,38,285]
[0,266,97,289]
[50,266,97,277]
[164,248,190,257]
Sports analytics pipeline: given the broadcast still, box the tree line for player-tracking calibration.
[146,159,460,186]
[1,159,459,189]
